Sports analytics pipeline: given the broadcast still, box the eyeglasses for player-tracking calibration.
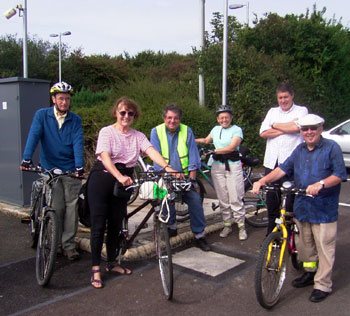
[301,126,318,132]
[119,111,135,117]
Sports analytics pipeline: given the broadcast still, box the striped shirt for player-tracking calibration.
[96,125,152,168]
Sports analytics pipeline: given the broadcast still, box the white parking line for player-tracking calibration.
[339,203,350,207]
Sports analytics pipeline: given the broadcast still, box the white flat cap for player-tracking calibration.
[298,114,325,127]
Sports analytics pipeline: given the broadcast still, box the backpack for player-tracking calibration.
[77,181,91,227]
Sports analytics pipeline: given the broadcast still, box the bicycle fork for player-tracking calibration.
[266,209,288,271]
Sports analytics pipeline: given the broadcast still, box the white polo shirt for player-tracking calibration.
[260,104,308,169]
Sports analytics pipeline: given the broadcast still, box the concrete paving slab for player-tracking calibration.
[172,246,245,277]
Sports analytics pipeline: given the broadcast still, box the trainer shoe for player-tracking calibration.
[219,226,232,238]
[238,224,248,241]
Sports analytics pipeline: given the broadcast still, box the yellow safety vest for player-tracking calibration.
[156,123,189,175]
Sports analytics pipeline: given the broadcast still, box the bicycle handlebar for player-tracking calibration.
[22,165,85,180]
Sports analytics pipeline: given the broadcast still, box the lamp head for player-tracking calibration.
[4,8,17,19]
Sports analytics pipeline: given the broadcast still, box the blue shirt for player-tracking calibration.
[23,107,84,172]
[210,125,243,165]
[150,125,201,172]
[279,137,347,223]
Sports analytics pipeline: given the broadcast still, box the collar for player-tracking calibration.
[301,136,324,151]
[278,103,295,114]
[54,106,68,119]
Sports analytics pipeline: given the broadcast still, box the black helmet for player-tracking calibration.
[216,105,233,116]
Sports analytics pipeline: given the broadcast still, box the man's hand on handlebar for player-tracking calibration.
[20,159,34,170]
[252,181,263,195]
[75,167,85,178]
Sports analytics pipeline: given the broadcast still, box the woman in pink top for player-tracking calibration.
[87,97,176,289]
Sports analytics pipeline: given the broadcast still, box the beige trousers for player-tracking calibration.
[295,219,337,293]
[211,162,246,225]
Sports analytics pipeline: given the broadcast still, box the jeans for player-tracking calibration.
[164,189,206,236]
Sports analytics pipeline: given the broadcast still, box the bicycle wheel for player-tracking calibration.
[154,216,173,300]
[30,186,42,248]
[127,161,143,205]
[255,231,287,309]
[175,178,205,223]
[244,182,268,227]
[36,210,58,286]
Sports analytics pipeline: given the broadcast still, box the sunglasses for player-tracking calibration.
[119,111,135,117]
[301,126,318,132]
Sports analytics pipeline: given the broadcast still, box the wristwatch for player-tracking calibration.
[319,180,325,189]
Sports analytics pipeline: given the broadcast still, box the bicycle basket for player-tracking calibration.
[138,172,167,200]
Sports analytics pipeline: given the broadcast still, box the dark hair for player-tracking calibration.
[162,103,182,120]
[276,82,294,96]
[111,97,141,120]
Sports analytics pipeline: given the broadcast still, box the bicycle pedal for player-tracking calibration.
[21,216,31,223]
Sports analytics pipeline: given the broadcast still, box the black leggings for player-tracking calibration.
[87,166,130,266]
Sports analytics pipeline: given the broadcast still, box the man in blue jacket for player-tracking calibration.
[21,82,84,261]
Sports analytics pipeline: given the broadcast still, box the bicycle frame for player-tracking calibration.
[267,208,288,271]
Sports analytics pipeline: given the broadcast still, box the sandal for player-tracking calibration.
[106,262,132,275]
[91,268,104,289]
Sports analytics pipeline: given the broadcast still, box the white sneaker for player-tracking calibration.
[220,226,232,238]
[239,227,248,241]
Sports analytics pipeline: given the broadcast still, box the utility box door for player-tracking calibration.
[0,77,50,206]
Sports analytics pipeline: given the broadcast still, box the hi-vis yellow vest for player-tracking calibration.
[156,123,189,175]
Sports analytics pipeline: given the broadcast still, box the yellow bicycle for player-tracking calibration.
[254,181,309,309]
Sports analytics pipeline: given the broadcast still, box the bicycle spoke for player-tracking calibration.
[255,231,287,309]
[154,218,173,300]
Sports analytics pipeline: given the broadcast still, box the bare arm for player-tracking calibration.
[306,175,343,196]
[195,134,212,145]
[272,121,300,133]
[260,121,300,139]
[260,128,284,139]
[214,136,242,154]
[252,167,286,194]
[145,146,178,173]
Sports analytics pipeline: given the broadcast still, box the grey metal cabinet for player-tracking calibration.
[0,77,50,206]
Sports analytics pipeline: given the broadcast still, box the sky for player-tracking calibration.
[1,0,349,57]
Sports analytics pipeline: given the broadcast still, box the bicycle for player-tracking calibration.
[127,155,205,223]
[23,166,82,286]
[198,145,268,227]
[116,171,193,300]
[254,181,309,309]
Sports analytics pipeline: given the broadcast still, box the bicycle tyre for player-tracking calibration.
[175,178,205,223]
[244,200,268,227]
[127,161,143,205]
[154,217,173,300]
[36,210,58,286]
[30,187,42,249]
[255,231,287,309]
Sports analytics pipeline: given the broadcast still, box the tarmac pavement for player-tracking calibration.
[1,174,350,315]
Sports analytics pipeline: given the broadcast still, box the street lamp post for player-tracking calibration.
[3,0,28,78]
[222,1,247,105]
[229,2,249,26]
[199,0,205,107]
[49,31,71,82]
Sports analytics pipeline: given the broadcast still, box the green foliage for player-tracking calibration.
[71,87,114,109]
[2,6,350,164]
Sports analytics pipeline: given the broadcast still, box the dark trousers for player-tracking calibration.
[265,167,294,235]
[87,162,131,266]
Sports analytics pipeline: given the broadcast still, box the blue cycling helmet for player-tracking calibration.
[216,105,233,116]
